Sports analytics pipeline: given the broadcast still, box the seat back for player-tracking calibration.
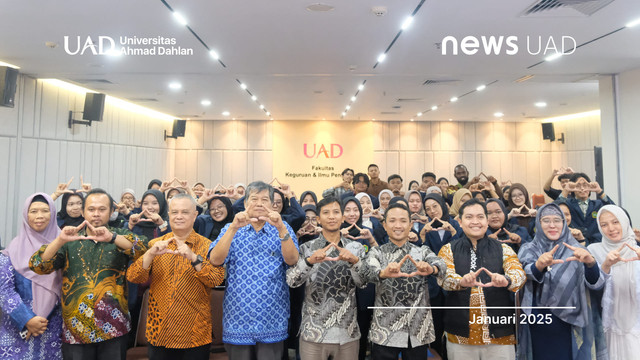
[531,193,546,209]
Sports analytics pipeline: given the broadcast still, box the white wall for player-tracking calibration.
[0,75,175,246]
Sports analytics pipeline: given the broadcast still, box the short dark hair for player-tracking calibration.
[368,164,379,170]
[342,168,354,176]
[383,203,411,222]
[454,164,468,172]
[388,174,403,183]
[422,172,437,181]
[353,173,370,187]
[570,172,591,183]
[244,181,275,204]
[193,182,205,188]
[316,197,342,214]
[437,177,449,185]
[84,188,115,211]
[557,173,572,181]
[458,198,487,217]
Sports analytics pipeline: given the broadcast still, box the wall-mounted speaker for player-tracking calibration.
[82,93,105,121]
[172,119,186,137]
[542,123,555,141]
[0,66,19,108]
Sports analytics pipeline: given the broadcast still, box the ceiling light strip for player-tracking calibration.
[235,78,273,119]
[372,0,426,69]
[340,80,367,119]
[415,80,498,117]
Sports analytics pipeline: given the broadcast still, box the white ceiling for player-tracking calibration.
[1,0,638,122]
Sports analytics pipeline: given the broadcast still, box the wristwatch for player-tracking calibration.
[191,255,204,268]
[109,232,117,244]
[280,233,291,242]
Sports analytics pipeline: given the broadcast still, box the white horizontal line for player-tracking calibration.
[368,306,576,310]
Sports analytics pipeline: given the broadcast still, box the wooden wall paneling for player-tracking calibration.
[197,150,212,187]
[430,122,441,151]
[387,123,400,151]
[264,121,273,149]
[235,120,248,150]
[462,122,476,152]
[525,152,542,194]
[416,122,431,151]
[17,138,38,202]
[461,152,476,175]
[183,150,198,185]
[480,152,501,180]
[422,151,434,176]
[432,152,450,180]
[212,121,233,150]
[498,153,514,184]
[399,122,418,151]
[19,78,36,138]
[34,139,48,193]
[516,122,540,152]
[0,138,17,247]
[247,121,264,150]
[248,151,270,184]
[384,152,400,176]
[539,152,552,198]
[440,121,459,151]
[475,122,494,152]
[402,152,424,183]
[66,142,83,184]
[174,150,187,181]
[222,151,247,185]
[39,82,58,139]
[512,153,527,184]
[201,121,214,150]
[372,152,386,173]
[493,122,508,152]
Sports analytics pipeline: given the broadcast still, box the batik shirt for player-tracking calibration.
[365,241,446,347]
[286,235,368,344]
[29,227,146,344]
[210,222,298,345]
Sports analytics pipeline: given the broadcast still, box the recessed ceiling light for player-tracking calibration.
[358,84,365,91]
[173,12,188,26]
[545,53,563,62]
[410,118,414,122]
[240,83,247,90]
[401,16,414,30]
[341,112,346,116]
[232,118,236,120]
[200,99,211,106]
[535,102,547,108]
[476,85,486,91]
[251,95,257,101]
[417,112,423,117]
[306,3,335,12]
[626,18,640,28]
[222,111,230,116]
[209,50,219,60]
[351,96,356,102]
[322,118,326,120]
[431,105,438,110]
[266,111,271,116]
[259,105,264,109]
[168,82,182,90]
[448,118,452,121]
[372,118,375,121]
[377,53,387,63]
[494,112,504,117]
[346,105,351,110]
[450,97,458,102]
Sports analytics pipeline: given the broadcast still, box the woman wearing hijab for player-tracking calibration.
[408,180,420,191]
[147,179,162,190]
[556,198,588,245]
[194,196,235,241]
[588,205,640,359]
[448,188,472,218]
[126,189,171,244]
[404,190,426,234]
[507,183,537,236]
[1,193,63,359]
[272,188,306,233]
[55,191,85,229]
[299,190,317,207]
[518,203,607,360]
[485,198,532,252]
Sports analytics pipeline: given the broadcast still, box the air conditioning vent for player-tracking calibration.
[380,111,401,114]
[521,0,614,17]
[422,79,460,86]
[71,79,114,84]
[396,98,424,102]
[128,97,158,102]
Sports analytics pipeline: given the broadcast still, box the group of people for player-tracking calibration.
[1,163,638,360]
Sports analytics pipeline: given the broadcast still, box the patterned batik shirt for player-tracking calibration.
[286,235,368,345]
[29,227,146,344]
[210,222,298,345]
[437,242,525,345]
[364,241,446,348]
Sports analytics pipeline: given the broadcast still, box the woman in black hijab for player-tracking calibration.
[194,196,235,241]
[485,198,532,252]
[126,189,170,244]
[56,191,85,228]
[147,179,162,190]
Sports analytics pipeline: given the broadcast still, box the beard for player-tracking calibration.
[457,176,469,185]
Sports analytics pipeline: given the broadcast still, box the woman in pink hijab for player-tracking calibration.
[0,193,63,359]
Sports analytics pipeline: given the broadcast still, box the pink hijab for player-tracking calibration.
[2,193,62,317]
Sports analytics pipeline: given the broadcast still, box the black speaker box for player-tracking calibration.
[172,119,186,137]
[0,66,19,108]
[83,93,105,121]
[542,123,555,141]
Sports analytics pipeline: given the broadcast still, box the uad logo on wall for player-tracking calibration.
[303,144,343,158]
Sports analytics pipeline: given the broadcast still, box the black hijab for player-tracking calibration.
[423,193,450,222]
[486,198,520,233]
[147,179,162,190]
[207,196,235,241]
[135,189,169,241]
[340,196,363,237]
[57,191,85,227]
[389,196,409,207]
[300,191,318,206]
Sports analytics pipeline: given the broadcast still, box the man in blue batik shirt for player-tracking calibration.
[209,181,299,360]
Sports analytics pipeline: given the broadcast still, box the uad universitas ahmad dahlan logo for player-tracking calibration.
[303,144,343,158]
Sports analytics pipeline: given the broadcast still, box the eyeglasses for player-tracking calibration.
[541,218,563,226]
[210,205,226,213]
[273,201,283,206]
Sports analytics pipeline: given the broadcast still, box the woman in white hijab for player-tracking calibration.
[588,205,640,360]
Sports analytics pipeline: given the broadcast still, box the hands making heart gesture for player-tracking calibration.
[380,254,436,278]
[459,267,509,288]
[340,223,378,247]
[59,220,114,244]
[488,228,522,244]
[145,237,199,264]
[306,243,359,265]
[601,243,640,273]
[52,176,92,200]
[128,209,164,229]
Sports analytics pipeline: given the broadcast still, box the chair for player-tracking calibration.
[531,193,546,209]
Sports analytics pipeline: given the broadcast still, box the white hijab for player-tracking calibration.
[588,205,638,332]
